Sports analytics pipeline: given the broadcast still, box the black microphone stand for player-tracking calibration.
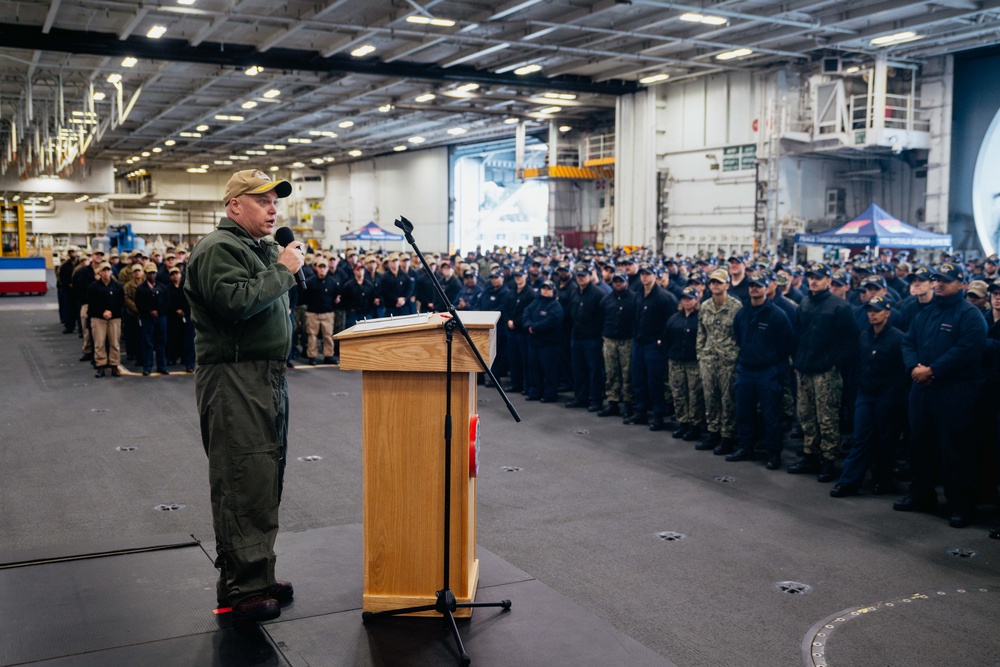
[361,216,520,666]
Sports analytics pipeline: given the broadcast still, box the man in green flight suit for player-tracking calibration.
[185,169,305,623]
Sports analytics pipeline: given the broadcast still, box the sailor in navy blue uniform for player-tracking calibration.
[897,263,987,528]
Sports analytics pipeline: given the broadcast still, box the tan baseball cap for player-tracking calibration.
[143,262,159,273]
[708,268,730,283]
[223,169,292,204]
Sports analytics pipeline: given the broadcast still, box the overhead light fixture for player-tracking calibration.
[415,93,436,103]
[543,92,575,100]
[241,101,258,109]
[270,166,280,171]
[378,104,394,112]
[291,162,305,168]
[844,65,861,74]
[408,136,426,144]
[503,117,520,124]
[179,132,202,138]
[146,25,168,39]
[263,89,281,98]
[639,73,670,84]
[152,147,163,153]
[514,64,542,76]
[121,57,138,68]
[324,156,336,162]
[247,150,267,155]
[716,48,753,60]
[245,65,264,76]
[141,151,151,157]
[455,83,480,93]
[311,158,326,164]
[447,127,467,135]
[107,73,122,84]
[93,91,107,101]
[348,150,363,157]
[196,124,209,131]
[177,0,197,5]
[186,167,207,173]
[870,31,922,47]
[393,145,408,152]
[559,125,572,132]
[214,160,234,165]
[215,115,244,121]
[263,144,287,150]
[351,45,376,57]
[338,120,354,128]
[679,12,727,26]
[538,106,561,114]
[164,139,176,146]
[406,15,456,27]
[287,138,312,144]
[230,155,250,160]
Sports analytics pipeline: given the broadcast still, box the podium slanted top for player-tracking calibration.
[333,311,499,372]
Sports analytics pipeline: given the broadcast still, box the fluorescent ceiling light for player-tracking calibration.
[415,93,436,103]
[503,117,520,124]
[146,25,168,39]
[870,31,922,47]
[141,151,151,157]
[716,48,753,61]
[408,136,426,144]
[247,150,267,155]
[324,157,336,162]
[844,66,861,74]
[215,115,244,121]
[242,101,258,109]
[263,89,281,98]
[447,127,467,135]
[245,65,264,76]
[679,12,727,26]
[338,120,354,128]
[186,167,207,173]
[538,106,561,114]
[379,104,394,112]
[291,162,305,168]
[270,166,279,172]
[639,73,670,84]
[214,160,234,165]
[351,45,376,57]
[121,57,138,68]
[229,155,249,160]
[393,145,408,152]
[263,144,286,150]
[311,158,326,164]
[106,73,122,84]
[455,83,480,93]
[152,147,163,153]
[179,132,202,138]
[287,138,312,144]
[93,91,106,101]
[559,126,571,132]
[514,64,542,76]
[177,0,197,5]
[196,124,209,132]
[543,92,575,100]
[348,150,363,157]
[164,140,176,146]
[406,15,456,27]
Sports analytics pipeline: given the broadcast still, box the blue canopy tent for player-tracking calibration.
[339,221,405,243]
[794,204,952,253]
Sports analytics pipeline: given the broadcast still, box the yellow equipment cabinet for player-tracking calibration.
[1,203,26,258]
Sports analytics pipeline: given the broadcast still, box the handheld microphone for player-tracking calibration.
[274,226,307,289]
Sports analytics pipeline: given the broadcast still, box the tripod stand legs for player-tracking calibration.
[361,588,511,666]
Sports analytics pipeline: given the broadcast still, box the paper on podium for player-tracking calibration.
[350,312,433,333]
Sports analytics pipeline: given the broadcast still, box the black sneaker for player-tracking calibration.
[829,482,859,498]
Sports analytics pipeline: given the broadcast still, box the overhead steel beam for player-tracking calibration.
[0,24,639,96]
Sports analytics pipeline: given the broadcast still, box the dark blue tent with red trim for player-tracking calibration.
[340,221,404,242]
[794,204,952,249]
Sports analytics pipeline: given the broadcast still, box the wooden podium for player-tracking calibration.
[334,311,499,617]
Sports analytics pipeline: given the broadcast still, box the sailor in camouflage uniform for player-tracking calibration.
[696,268,743,454]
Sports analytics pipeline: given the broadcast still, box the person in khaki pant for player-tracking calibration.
[302,256,341,365]
[86,262,125,377]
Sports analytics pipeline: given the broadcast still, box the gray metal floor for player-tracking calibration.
[2,287,999,666]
